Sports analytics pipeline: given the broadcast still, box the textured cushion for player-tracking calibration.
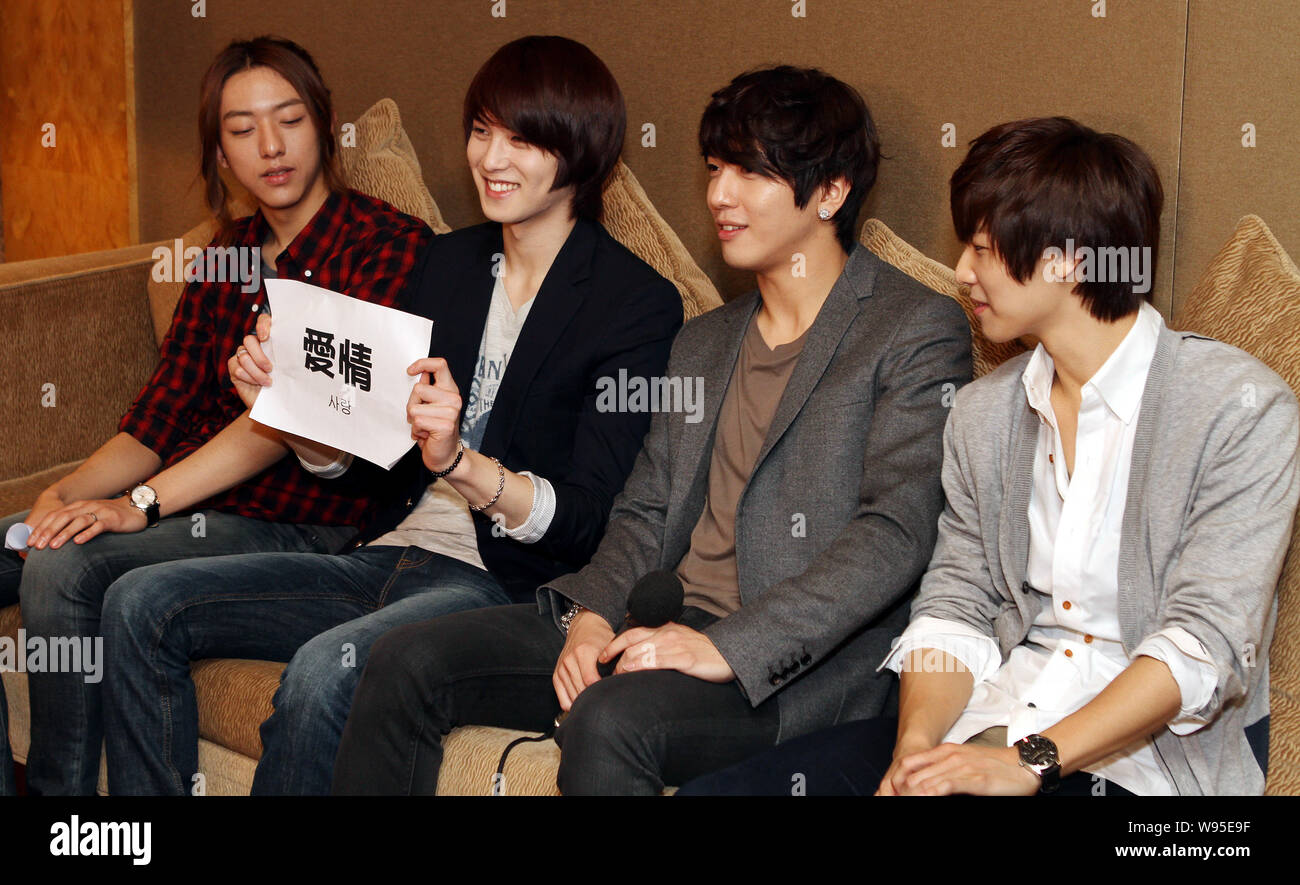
[437,726,561,796]
[1173,215,1300,796]
[338,98,450,235]
[146,97,448,346]
[860,218,1027,379]
[602,161,722,322]
[192,658,286,760]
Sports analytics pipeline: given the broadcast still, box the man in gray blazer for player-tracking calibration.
[331,66,971,795]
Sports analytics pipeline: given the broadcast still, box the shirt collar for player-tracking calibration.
[1021,301,1164,425]
[241,188,349,266]
[1085,301,1163,424]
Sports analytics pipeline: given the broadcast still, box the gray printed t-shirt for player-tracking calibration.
[372,274,535,567]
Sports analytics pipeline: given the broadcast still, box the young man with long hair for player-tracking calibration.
[0,36,429,795]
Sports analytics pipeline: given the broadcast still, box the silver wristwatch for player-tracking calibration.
[128,484,161,528]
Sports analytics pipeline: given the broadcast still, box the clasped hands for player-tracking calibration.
[552,610,735,712]
[875,738,1041,796]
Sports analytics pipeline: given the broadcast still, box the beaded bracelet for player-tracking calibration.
[430,439,465,480]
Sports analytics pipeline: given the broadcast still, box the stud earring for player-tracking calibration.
[818,208,831,221]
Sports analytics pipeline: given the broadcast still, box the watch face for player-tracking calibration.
[131,485,157,508]
[1019,735,1058,766]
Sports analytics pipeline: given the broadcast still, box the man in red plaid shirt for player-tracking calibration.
[0,36,429,794]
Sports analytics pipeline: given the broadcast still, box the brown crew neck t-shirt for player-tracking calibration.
[674,312,809,618]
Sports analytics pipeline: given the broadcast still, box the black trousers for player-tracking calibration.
[677,717,1137,796]
[331,603,781,795]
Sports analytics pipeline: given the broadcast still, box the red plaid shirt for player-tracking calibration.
[119,188,432,527]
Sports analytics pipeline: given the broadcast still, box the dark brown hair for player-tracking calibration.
[198,36,344,244]
[462,36,626,222]
[698,65,880,253]
[950,116,1163,321]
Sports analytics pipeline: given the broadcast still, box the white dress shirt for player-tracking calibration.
[884,302,1219,795]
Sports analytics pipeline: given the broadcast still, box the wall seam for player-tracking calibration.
[1170,0,1192,319]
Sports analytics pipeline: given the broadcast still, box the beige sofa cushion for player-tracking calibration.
[860,218,1026,379]
[145,98,449,346]
[1173,215,1300,796]
[602,161,722,322]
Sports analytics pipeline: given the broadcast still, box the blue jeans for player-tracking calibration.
[100,544,511,796]
[0,508,353,795]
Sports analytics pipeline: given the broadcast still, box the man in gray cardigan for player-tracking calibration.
[330,66,971,795]
[680,117,1300,797]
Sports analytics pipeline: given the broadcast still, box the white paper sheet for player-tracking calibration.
[5,522,31,552]
[249,278,433,469]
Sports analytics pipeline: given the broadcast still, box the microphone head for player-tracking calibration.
[626,570,684,628]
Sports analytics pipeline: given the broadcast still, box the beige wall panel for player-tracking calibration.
[134,0,1187,309]
[1175,1,1300,316]
[0,0,131,261]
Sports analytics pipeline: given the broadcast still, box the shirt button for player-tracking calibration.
[1084,634,1094,643]
[304,269,312,277]
[1062,601,1072,610]
[1064,649,1074,658]
[1048,453,1054,463]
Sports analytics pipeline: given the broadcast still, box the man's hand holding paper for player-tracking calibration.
[248,278,434,469]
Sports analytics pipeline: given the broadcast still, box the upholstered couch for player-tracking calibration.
[2,98,1298,795]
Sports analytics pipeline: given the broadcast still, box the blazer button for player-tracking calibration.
[800,653,812,665]
[769,674,783,686]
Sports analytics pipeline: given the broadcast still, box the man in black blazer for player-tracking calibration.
[332,66,972,795]
[97,36,682,795]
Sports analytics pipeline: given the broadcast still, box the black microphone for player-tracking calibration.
[594,570,684,678]
[624,569,685,630]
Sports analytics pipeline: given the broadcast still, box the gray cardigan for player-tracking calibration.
[912,325,1300,794]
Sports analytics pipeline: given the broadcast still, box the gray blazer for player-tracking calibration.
[913,326,1300,794]
[541,246,973,740]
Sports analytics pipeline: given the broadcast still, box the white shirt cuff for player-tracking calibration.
[297,450,353,479]
[1133,627,1219,735]
[878,615,1002,684]
[500,471,556,544]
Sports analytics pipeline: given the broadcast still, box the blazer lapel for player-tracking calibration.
[480,220,595,457]
[428,227,499,401]
[749,246,878,474]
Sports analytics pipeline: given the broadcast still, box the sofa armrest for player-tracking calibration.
[0,244,163,483]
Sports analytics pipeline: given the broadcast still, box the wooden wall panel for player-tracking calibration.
[0,0,132,261]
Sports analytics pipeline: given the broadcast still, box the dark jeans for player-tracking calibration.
[0,678,13,796]
[677,717,1137,796]
[0,508,354,795]
[101,544,511,796]
[332,603,782,796]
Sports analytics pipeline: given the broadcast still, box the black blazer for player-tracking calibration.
[355,219,683,602]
